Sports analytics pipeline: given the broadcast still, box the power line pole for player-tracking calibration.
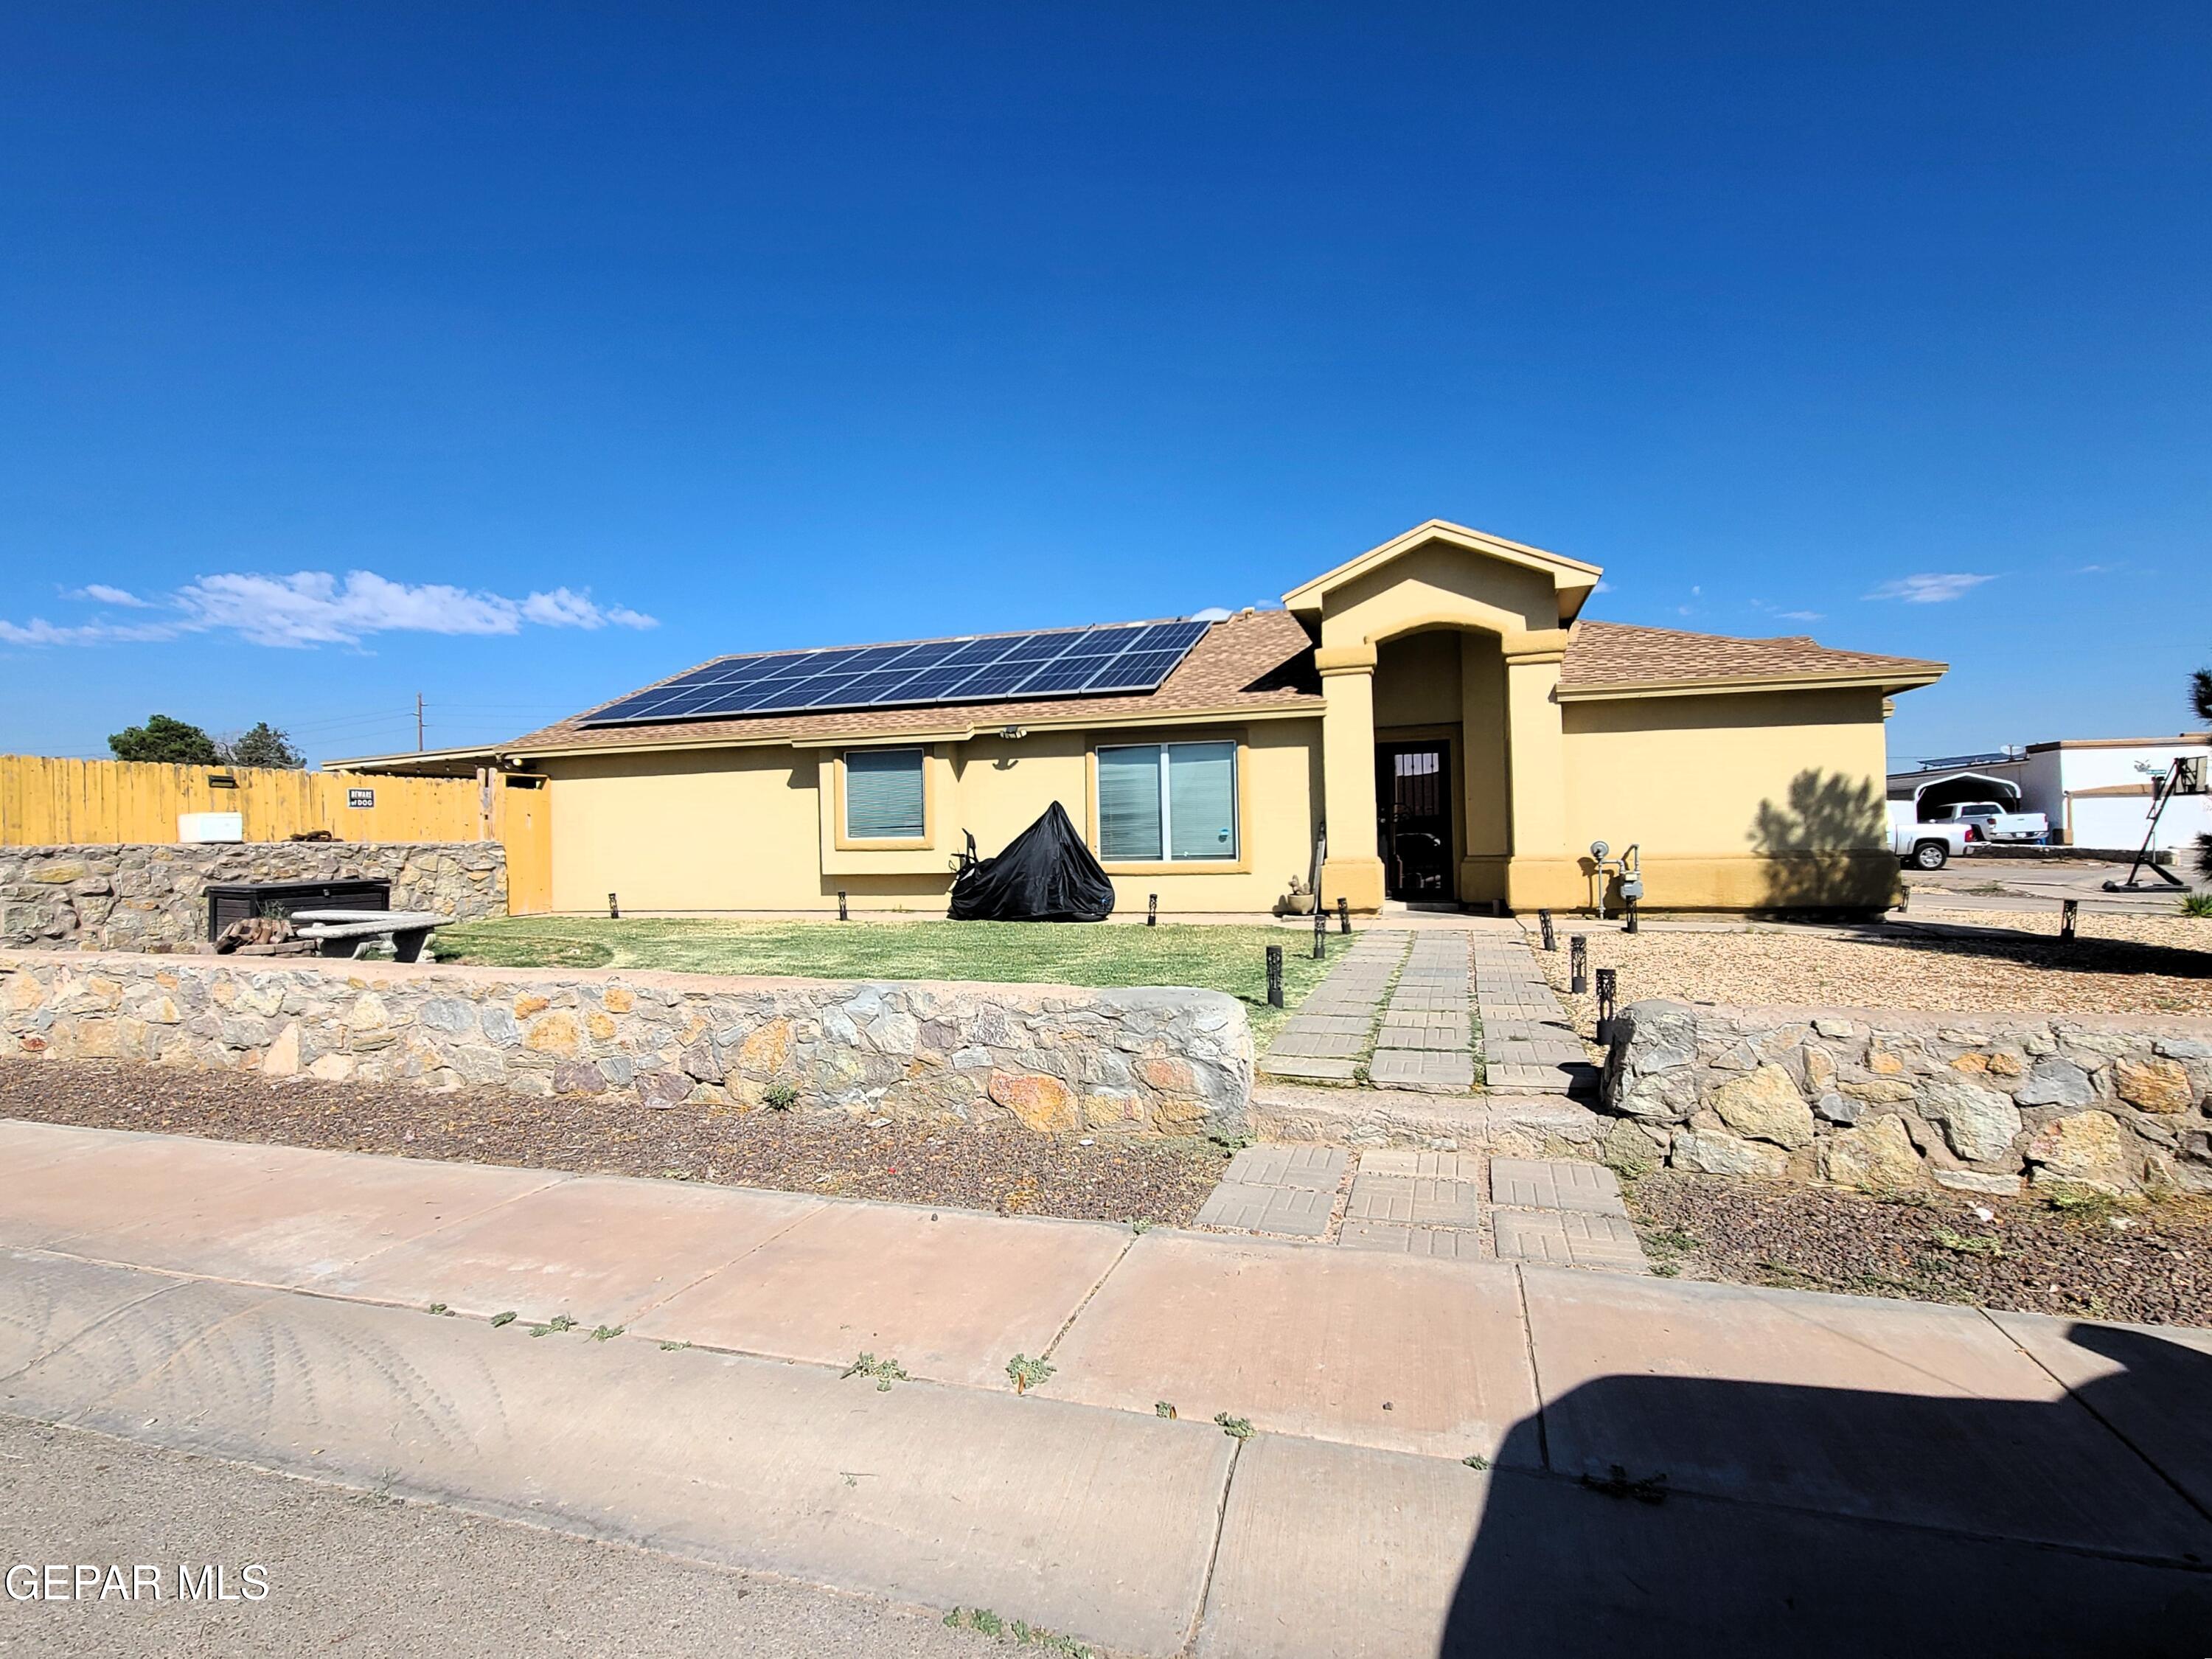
[416,693,425,753]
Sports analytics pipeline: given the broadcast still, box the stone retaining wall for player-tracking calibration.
[1602,998,2212,1197]
[1,844,507,951]
[0,950,1252,1138]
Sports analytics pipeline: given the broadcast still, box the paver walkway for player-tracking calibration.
[1257,923,1595,1097]
[6,1117,2212,1655]
[1197,1142,1652,1271]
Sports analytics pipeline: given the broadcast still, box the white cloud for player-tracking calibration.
[1592,580,1613,594]
[520,587,657,630]
[1775,609,1824,622]
[69,583,153,608]
[1864,573,1996,604]
[2,568,657,648]
[0,616,178,647]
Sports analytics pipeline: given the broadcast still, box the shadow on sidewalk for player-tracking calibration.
[1439,1323,2212,1658]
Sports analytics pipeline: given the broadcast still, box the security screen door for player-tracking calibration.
[1376,742,1453,901]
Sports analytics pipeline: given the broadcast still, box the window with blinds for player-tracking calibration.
[844,747,927,840]
[1096,741,1237,862]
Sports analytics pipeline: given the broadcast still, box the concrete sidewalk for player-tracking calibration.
[5,1117,2212,1656]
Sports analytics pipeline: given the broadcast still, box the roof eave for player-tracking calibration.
[512,698,1326,760]
[1556,667,1946,703]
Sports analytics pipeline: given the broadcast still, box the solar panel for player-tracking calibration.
[580,617,1215,726]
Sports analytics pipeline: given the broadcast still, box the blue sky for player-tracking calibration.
[2,1,2205,767]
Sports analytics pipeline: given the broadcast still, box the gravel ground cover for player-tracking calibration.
[0,1059,1228,1225]
[431,916,1331,1043]
[1537,908,2212,1043]
[1627,1169,2212,1327]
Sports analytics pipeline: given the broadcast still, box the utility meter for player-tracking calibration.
[1589,840,1610,863]
[1619,872,1645,903]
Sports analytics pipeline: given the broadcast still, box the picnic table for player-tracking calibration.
[288,909,452,964]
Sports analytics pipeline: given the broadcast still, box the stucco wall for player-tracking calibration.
[0,950,1253,1137]
[1557,687,1896,911]
[1,843,508,951]
[540,717,1324,914]
[1602,998,2212,1197]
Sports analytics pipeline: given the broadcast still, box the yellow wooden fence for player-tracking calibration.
[1,754,481,848]
[0,755,554,914]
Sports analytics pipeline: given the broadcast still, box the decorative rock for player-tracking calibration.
[1670,1125,1789,1178]
[1916,1080,2023,1164]
[1933,1168,2023,1197]
[2115,1056,2195,1115]
[2023,1111,2137,1195]
[2015,1057,2096,1108]
[1708,1064,1816,1149]
[988,1070,1079,1132]
[1823,1115,1925,1192]
[1600,1115,1660,1177]
[1815,1092,1860,1125]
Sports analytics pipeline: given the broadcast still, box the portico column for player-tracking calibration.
[1315,643,1385,912]
[1501,630,1574,910]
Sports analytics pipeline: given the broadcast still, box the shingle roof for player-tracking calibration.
[1558,621,1945,693]
[508,609,1324,754]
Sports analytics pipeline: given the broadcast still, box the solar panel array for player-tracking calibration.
[580,619,1214,727]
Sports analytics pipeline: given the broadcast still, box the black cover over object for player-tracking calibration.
[947,801,1116,922]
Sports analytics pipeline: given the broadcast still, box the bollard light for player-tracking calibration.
[2061,898,2079,942]
[1266,945,1284,1008]
[1337,895,1350,935]
[1312,906,1326,959]
[1148,894,1158,927]
[1570,933,1587,995]
[1538,908,1556,951]
[1594,967,1618,1043]
[608,891,620,919]
[837,890,849,922]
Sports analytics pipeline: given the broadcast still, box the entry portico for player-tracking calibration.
[1287,519,1601,914]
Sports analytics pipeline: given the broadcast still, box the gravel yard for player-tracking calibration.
[1627,1169,2212,1327]
[1537,908,2212,1045]
[0,1059,1228,1226]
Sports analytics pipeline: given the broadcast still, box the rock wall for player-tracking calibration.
[0,950,1253,1138]
[1602,998,2212,1198]
[1,844,507,951]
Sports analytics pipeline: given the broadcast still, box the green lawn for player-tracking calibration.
[432,917,1334,1041]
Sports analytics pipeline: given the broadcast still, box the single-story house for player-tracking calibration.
[1889,734,2211,852]
[338,521,1946,914]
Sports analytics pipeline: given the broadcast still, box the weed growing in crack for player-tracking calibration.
[489,1311,518,1328]
[1214,1411,1255,1441]
[1154,1400,1178,1419]
[1005,1354,1054,1394]
[589,1324,625,1341]
[529,1315,577,1338]
[844,1352,909,1391]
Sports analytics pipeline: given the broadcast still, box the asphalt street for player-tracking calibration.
[0,1413,997,1659]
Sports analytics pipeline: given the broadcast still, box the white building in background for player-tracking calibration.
[1889,734,2210,853]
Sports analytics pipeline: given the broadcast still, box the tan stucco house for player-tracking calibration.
[344,521,1946,915]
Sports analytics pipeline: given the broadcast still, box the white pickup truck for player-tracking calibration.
[1890,816,1975,870]
[1921,799,2051,844]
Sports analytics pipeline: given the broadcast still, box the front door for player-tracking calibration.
[1376,742,1453,902]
